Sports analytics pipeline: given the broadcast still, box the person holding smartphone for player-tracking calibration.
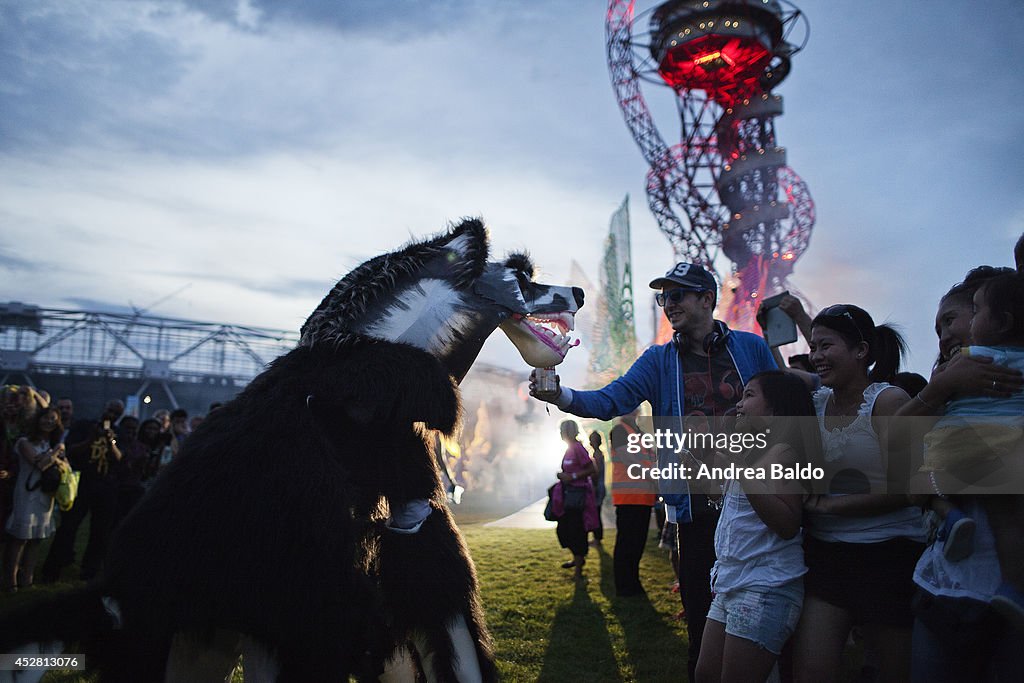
[40,405,123,583]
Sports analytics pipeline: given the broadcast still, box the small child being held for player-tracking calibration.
[920,271,1024,627]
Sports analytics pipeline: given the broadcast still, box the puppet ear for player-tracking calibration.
[326,342,460,435]
[439,218,488,289]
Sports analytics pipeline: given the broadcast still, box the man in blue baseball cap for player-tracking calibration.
[530,261,776,682]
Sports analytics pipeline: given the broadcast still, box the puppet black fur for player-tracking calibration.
[0,217,584,681]
[0,338,495,682]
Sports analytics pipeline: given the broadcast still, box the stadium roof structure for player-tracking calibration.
[0,301,299,409]
[0,301,525,416]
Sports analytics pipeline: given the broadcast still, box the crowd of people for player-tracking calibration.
[3,235,1022,680]
[534,233,1024,682]
[0,390,217,590]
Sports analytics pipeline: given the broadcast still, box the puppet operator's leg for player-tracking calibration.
[377,503,496,683]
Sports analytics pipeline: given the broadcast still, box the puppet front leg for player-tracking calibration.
[377,501,496,683]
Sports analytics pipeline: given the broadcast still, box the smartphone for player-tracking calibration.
[760,291,799,347]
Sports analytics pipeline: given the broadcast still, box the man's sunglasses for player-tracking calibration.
[656,289,704,307]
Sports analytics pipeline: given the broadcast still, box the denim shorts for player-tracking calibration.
[706,580,804,655]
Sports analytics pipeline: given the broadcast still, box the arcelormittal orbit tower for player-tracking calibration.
[607,0,815,330]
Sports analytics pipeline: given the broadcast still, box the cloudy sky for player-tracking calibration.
[2,0,1021,381]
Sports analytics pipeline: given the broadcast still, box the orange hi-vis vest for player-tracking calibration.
[610,421,657,506]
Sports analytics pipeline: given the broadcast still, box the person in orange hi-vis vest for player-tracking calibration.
[609,410,657,597]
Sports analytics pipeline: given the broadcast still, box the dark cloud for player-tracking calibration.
[60,298,142,316]
[245,276,332,298]
[0,4,189,152]
[151,267,329,299]
[183,0,482,34]
[0,246,36,273]
[0,0,611,172]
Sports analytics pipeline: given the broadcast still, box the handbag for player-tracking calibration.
[562,483,586,511]
[543,484,558,522]
[26,462,62,495]
[56,469,81,512]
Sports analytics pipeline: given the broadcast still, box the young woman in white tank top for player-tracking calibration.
[791,304,924,683]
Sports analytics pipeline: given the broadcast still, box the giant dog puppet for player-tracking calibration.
[0,219,583,682]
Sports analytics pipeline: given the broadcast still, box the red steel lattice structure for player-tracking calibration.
[606,0,815,330]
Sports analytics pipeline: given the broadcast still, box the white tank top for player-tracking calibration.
[808,383,924,543]
[711,478,806,593]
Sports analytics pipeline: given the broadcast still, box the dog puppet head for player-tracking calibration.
[299,218,584,382]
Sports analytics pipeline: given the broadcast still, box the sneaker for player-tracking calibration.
[941,516,976,562]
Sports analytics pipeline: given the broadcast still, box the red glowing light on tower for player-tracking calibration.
[606,0,816,331]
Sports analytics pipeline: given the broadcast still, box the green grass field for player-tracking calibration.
[9,518,687,682]
[7,506,864,682]
[464,526,687,682]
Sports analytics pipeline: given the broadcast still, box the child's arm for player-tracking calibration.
[900,352,1024,418]
[739,444,804,540]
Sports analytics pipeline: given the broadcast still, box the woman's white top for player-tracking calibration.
[808,383,924,543]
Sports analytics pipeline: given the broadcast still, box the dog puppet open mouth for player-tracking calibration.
[499,311,580,368]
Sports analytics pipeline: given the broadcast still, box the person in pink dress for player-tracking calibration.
[554,420,598,582]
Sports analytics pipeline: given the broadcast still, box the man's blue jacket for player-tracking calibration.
[561,325,777,522]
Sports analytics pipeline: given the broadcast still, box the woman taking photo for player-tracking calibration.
[791,304,924,683]
[3,406,65,591]
[554,420,597,583]
[695,371,821,683]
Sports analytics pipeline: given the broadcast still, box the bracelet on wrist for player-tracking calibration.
[914,393,939,411]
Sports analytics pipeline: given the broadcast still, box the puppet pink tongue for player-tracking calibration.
[531,325,566,354]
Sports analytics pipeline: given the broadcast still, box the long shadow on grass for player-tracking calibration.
[537,579,621,682]
[599,536,688,680]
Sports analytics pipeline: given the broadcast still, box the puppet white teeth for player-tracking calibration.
[524,312,574,336]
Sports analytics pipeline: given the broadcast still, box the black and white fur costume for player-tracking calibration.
[0,219,583,682]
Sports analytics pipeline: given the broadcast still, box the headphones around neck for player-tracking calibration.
[675,321,730,355]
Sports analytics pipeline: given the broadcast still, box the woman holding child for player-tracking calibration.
[904,265,1024,682]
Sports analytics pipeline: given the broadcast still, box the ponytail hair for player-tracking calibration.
[868,324,907,384]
